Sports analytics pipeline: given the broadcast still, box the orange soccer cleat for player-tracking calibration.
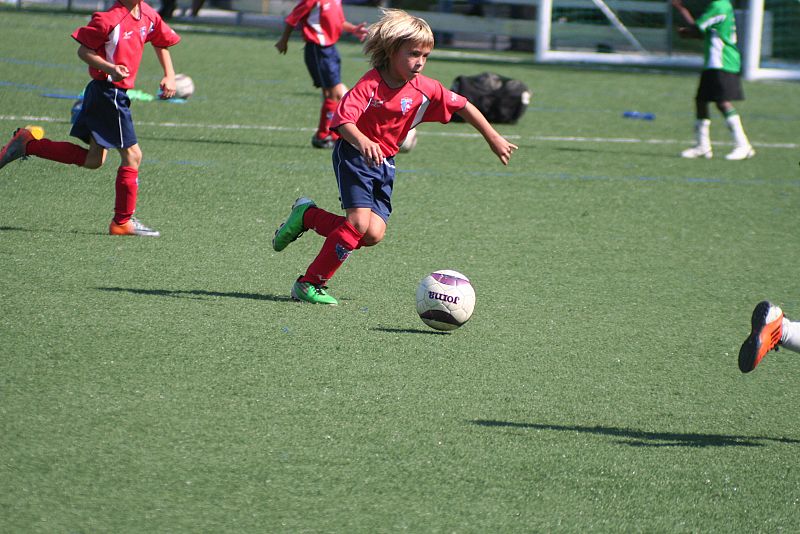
[109,217,161,237]
[738,301,783,373]
[0,127,36,171]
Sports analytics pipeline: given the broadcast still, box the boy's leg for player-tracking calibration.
[315,83,347,143]
[27,138,91,167]
[305,43,344,147]
[681,99,712,159]
[1,126,95,170]
[108,144,159,237]
[292,218,365,305]
[304,205,345,238]
[780,316,800,353]
[718,102,755,160]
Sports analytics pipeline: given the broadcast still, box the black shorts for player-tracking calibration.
[696,69,744,102]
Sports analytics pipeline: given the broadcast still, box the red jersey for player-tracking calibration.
[285,0,345,47]
[71,1,180,90]
[331,69,468,156]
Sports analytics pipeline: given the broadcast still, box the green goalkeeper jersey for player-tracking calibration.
[696,0,741,73]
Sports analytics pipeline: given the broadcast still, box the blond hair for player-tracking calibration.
[363,9,434,71]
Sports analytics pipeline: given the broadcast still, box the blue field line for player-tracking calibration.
[1,114,797,183]
[0,57,82,72]
[1,114,797,151]
[0,80,80,96]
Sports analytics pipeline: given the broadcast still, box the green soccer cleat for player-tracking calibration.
[291,278,338,305]
[272,197,315,252]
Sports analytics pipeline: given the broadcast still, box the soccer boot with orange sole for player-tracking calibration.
[109,217,161,237]
[0,127,37,171]
[738,300,783,373]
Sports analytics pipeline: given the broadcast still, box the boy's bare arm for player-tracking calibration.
[154,46,176,99]
[671,0,702,38]
[336,122,385,167]
[455,102,518,165]
[275,24,294,54]
[77,44,129,82]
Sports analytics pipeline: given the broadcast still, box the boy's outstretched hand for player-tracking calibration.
[348,22,369,42]
[487,134,518,165]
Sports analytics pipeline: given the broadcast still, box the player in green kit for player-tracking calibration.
[672,0,755,161]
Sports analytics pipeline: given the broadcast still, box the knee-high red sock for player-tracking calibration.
[316,98,338,139]
[25,139,88,166]
[301,220,363,285]
[113,166,138,225]
[303,206,345,237]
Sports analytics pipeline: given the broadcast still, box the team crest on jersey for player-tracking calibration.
[400,97,413,114]
[140,26,147,39]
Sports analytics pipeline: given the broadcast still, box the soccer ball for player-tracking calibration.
[174,73,195,99]
[416,270,476,331]
[399,128,417,153]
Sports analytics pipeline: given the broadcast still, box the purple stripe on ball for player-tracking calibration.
[431,273,469,286]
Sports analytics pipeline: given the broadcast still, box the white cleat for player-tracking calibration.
[725,145,755,161]
[681,145,713,159]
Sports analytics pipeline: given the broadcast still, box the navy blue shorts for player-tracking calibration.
[304,42,342,89]
[70,79,137,149]
[333,139,395,222]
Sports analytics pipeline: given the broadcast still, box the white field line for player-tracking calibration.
[1,114,797,149]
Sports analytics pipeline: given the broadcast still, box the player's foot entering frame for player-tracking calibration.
[272,197,315,251]
[739,300,783,373]
[0,127,37,170]
[311,134,335,149]
[291,278,338,305]
[680,145,713,159]
[109,217,161,237]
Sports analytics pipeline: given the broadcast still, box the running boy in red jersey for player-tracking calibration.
[275,0,368,148]
[0,0,180,236]
[272,9,518,305]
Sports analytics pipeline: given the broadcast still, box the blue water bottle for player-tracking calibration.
[623,111,655,120]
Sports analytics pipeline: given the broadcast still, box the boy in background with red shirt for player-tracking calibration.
[275,0,368,148]
[0,0,181,236]
[272,9,517,305]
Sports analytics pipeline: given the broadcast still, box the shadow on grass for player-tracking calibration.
[373,326,450,336]
[97,286,292,302]
[1,225,106,236]
[137,134,301,149]
[471,419,800,448]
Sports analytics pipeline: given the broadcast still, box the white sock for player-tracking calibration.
[695,119,711,149]
[780,317,800,353]
[725,114,750,148]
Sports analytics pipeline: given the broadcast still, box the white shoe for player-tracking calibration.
[681,145,713,159]
[725,145,755,161]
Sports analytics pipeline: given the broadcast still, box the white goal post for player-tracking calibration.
[534,0,800,81]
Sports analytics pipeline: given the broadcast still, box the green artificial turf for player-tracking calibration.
[1,9,799,533]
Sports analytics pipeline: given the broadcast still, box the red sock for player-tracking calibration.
[303,206,345,237]
[301,221,363,285]
[25,139,88,166]
[113,166,138,224]
[316,98,338,139]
